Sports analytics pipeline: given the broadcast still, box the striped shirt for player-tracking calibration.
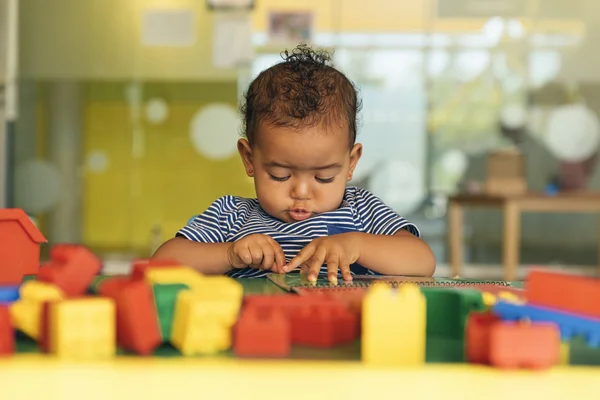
[176,186,420,278]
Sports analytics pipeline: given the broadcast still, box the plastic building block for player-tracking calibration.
[0,305,15,355]
[9,281,64,340]
[526,269,600,320]
[0,285,20,303]
[145,266,204,291]
[233,306,291,357]
[131,258,181,281]
[38,245,102,297]
[290,303,358,348]
[421,288,485,341]
[38,300,55,352]
[493,300,600,347]
[465,311,501,364]
[99,279,161,355]
[171,290,242,355]
[362,283,426,366]
[97,276,131,298]
[489,321,560,369]
[48,297,116,358]
[152,283,189,341]
[0,208,47,284]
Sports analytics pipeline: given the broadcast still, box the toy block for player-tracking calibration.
[38,245,102,297]
[0,208,47,284]
[170,290,242,355]
[48,297,116,358]
[233,306,291,357]
[489,321,560,369]
[421,288,485,341]
[465,312,501,364]
[362,283,426,366]
[0,285,20,303]
[290,303,358,348]
[526,269,600,320]
[131,258,181,280]
[0,305,15,355]
[9,281,64,340]
[97,276,131,298]
[145,266,204,291]
[493,300,600,347]
[38,300,55,352]
[108,280,161,356]
[152,283,189,341]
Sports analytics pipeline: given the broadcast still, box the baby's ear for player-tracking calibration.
[237,139,254,176]
[348,143,363,173]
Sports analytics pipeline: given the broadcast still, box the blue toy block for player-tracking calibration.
[493,301,600,348]
[0,285,20,303]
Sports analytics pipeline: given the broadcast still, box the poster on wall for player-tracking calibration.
[267,11,314,44]
[212,12,254,68]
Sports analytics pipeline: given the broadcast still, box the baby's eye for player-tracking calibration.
[268,174,289,182]
[316,176,335,183]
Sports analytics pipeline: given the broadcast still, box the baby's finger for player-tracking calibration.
[307,247,327,282]
[339,256,352,282]
[249,244,264,266]
[270,238,286,273]
[285,243,315,272]
[260,244,275,271]
[326,258,339,284]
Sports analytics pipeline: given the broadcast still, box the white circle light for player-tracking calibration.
[544,104,600,162]
[190,104,240,160]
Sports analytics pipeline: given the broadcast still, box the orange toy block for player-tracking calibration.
[233,306,291,357]
[99,278,161,355]
[38,245,102,297]
[131,258,181,281]
[290,303,358,348]
[526,269,600,320]
[0,208,47,284]
[465,312,501,364]
[489,321,560,369]
[0,305,15,355]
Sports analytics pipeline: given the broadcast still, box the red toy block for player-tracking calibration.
[38,245,102,297]
[131,258,181,281]
[489,321,560,369]
[290,302,358,348]
[233,305,291,357]
[38,300,57,352]
[526,269,600,320]
[97,277,131,298]
[0,305,15,355]
[0,208,47,284]
[465,312,501,364]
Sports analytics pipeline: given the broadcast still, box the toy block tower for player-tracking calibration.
[362,283,426,366]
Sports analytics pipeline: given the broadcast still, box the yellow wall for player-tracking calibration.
[80,82,254,253]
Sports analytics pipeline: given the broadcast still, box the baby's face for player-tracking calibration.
[238,123,362,223]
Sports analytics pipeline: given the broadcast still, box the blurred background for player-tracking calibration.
[1,0,600,278]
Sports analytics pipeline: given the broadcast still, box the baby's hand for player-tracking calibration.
[227,234,286,272]
[284,233,360,283]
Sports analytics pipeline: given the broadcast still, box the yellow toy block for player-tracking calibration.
[193,276,243,302]
[49,297,116,359]
[170,290,242,355]
[145,266,205,290]
[9,281,65,340]
[362,283,426,367]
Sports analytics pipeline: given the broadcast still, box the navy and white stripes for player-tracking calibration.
[176,186,419,278]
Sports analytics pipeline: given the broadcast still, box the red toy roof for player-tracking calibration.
[0,208,47,243]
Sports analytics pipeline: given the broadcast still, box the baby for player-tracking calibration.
[153,44,436,283]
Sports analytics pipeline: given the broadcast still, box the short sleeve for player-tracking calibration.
[350,187,420,237]
[176,196,238,243]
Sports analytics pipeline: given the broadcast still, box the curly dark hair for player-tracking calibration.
[240,44,361,147]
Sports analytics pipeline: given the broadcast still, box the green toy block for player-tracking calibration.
[421,288,485,341]
[426,337,465,363]
[152,283,189,341]
[569,337,600,366]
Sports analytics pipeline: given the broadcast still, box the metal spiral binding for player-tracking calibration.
[293,280,511,290]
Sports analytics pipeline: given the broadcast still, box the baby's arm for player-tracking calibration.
[152,237,232,274]
[352,230,435,276]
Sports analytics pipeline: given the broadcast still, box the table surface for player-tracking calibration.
[1,276,599,400]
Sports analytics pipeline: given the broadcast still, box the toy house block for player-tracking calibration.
[0,305,15,355]
[0,208,47,284]
[0,285,20,303]
[152,283,189,341]
[48,297,116,358]
[170,290,242,355]
[526,269,600,320]
[465,312,501,364]
[131,258,181,280]
[362,283,426,366]
[484,149,527,196]
[144,266,205,291]
[489,321,560,369]
[9,281,64,340]
[233,305,291,358]
[290,302,358,348]
[38,245,102,297]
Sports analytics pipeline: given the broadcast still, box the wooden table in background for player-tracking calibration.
[447,192,600,281]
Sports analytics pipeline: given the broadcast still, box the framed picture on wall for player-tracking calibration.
[206,0,254,11]
[268,11,314,44]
